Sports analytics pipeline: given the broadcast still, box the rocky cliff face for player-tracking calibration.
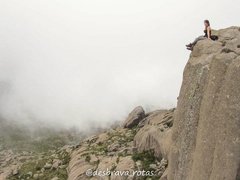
[168,26,240,180]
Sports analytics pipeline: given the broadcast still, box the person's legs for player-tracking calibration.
[186,35,207,51]
[192,36,206,46]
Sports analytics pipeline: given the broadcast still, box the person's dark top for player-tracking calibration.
[204,29,211,38]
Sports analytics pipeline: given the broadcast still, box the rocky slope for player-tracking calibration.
[67,107,174,180]
[0,118,81,180]
[3,146,72,180]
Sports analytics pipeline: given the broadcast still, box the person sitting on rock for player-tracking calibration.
[186,20,212,51]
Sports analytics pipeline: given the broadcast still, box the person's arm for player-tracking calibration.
[207,27,211,39]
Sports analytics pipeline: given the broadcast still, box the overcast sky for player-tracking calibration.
[0,0,239,130]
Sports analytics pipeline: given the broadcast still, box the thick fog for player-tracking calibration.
[0,0,239,131]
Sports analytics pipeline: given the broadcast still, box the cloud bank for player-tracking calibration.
[0,0,239,130]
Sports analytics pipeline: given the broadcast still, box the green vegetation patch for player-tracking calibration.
[132,150,156,170]
[9,150,70,180]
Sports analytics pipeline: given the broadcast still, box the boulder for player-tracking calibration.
[12,169,18,176]
[134,126,172,160]
[52,159,62,169]
[134,110,174,159]
[27,171,33,177]
[44,163,52,170]
[33,174,39,179]
[123,106,146,128]
[51,177,59,180]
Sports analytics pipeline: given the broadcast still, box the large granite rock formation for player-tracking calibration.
[168,26,240,180]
